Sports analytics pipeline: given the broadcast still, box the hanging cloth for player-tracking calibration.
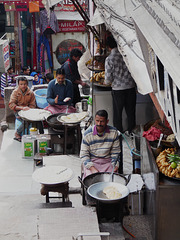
[32,13,37,70]
[44,49,51,74]
[15,2,28,12]
[4,2,16,11]
[38,35,52,68]
[39,9,59,35]
[18,12,24,67]
[29,1,40,13]
[14,12,21,73]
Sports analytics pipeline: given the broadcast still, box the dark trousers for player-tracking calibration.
[112,88,136,133]
[73,84,81,106]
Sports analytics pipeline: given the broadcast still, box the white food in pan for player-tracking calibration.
[19,109,51,121]
[103,186,122,199]
[60,112,88,123]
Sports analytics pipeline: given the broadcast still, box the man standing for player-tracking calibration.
[104,35,136,134]
[80,109,120,178]
[44,68,75,114]
[62,48,86,106]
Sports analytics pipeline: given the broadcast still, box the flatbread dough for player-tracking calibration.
[59,112,88,123]
[19,109,51,121]
[103,186,122,200]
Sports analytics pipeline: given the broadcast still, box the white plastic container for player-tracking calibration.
[22,135,37,158]
[36,134,51,154]
[30,127,38,135]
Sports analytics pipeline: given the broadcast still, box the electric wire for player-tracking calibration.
[122,224,136,238]
[121,133,142,157]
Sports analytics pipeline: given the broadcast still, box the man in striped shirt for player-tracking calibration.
[80,110,120,178]
[1,66,15,98]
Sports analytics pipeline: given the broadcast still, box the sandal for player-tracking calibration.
[14,132,22,142]
[14,137,22,142]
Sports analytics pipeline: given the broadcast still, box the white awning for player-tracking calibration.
[131,3,180,90]
[94,0,153,95]
[87,8,104,26]
[48,0,63,7]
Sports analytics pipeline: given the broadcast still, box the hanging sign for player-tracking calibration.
[15,2,28,12]
[55,39,85,65]
[0,40,10,72]
[4,2,16,11]
[58,20,85,32]
[29,1,40,13]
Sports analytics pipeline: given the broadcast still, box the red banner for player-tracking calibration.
[55,0,86,12]
[58,20,85,32]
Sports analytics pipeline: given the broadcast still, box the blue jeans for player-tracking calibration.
[15,112,24,136]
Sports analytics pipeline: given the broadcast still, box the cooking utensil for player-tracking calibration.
[109,152,121,182]
[78,172,130,205]
[65,104,69,114]
[78,172,128,190]
[87,182,129,203]
[157,133,163,148]
[46,113,67,130]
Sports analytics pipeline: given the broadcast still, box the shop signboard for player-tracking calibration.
[58,20,85,32]
[55,0,87,11]
[0,39,10,72]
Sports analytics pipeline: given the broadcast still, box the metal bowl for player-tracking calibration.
[87,182,129,203]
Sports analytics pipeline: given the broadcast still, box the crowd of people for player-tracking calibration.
[1,40,137,178]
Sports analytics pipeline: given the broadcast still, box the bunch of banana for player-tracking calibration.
[90,71,105,83]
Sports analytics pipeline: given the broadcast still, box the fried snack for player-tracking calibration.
[90,71,105,84]
[156,148,180,178]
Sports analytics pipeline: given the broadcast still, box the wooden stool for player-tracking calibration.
[40,182,69,203]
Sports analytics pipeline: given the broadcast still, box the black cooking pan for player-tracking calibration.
[46,113,68,130]
[78,172,130,205]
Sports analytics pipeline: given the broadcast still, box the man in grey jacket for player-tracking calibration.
[104,35,136,134]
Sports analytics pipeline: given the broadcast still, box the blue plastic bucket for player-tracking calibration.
[34,88,48,109]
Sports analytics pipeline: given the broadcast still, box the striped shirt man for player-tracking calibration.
[80,125,120,169]
[1,73,14,98]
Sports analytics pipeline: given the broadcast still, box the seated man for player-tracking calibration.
[20,66,30,76]
[80,109,120,178]
[44,68,76,114]
[30,71,43,85]
[9,77,36,142]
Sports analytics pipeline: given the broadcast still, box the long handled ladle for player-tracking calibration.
[109,152,121,182]
[157,133,163,148]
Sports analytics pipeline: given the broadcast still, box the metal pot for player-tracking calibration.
[87,182,129,204]
[78,172,130,205]
[46,113,67,130]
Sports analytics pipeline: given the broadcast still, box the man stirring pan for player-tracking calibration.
[80,110,120,178]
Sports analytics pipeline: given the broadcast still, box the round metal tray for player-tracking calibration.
[32,166,74,185]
